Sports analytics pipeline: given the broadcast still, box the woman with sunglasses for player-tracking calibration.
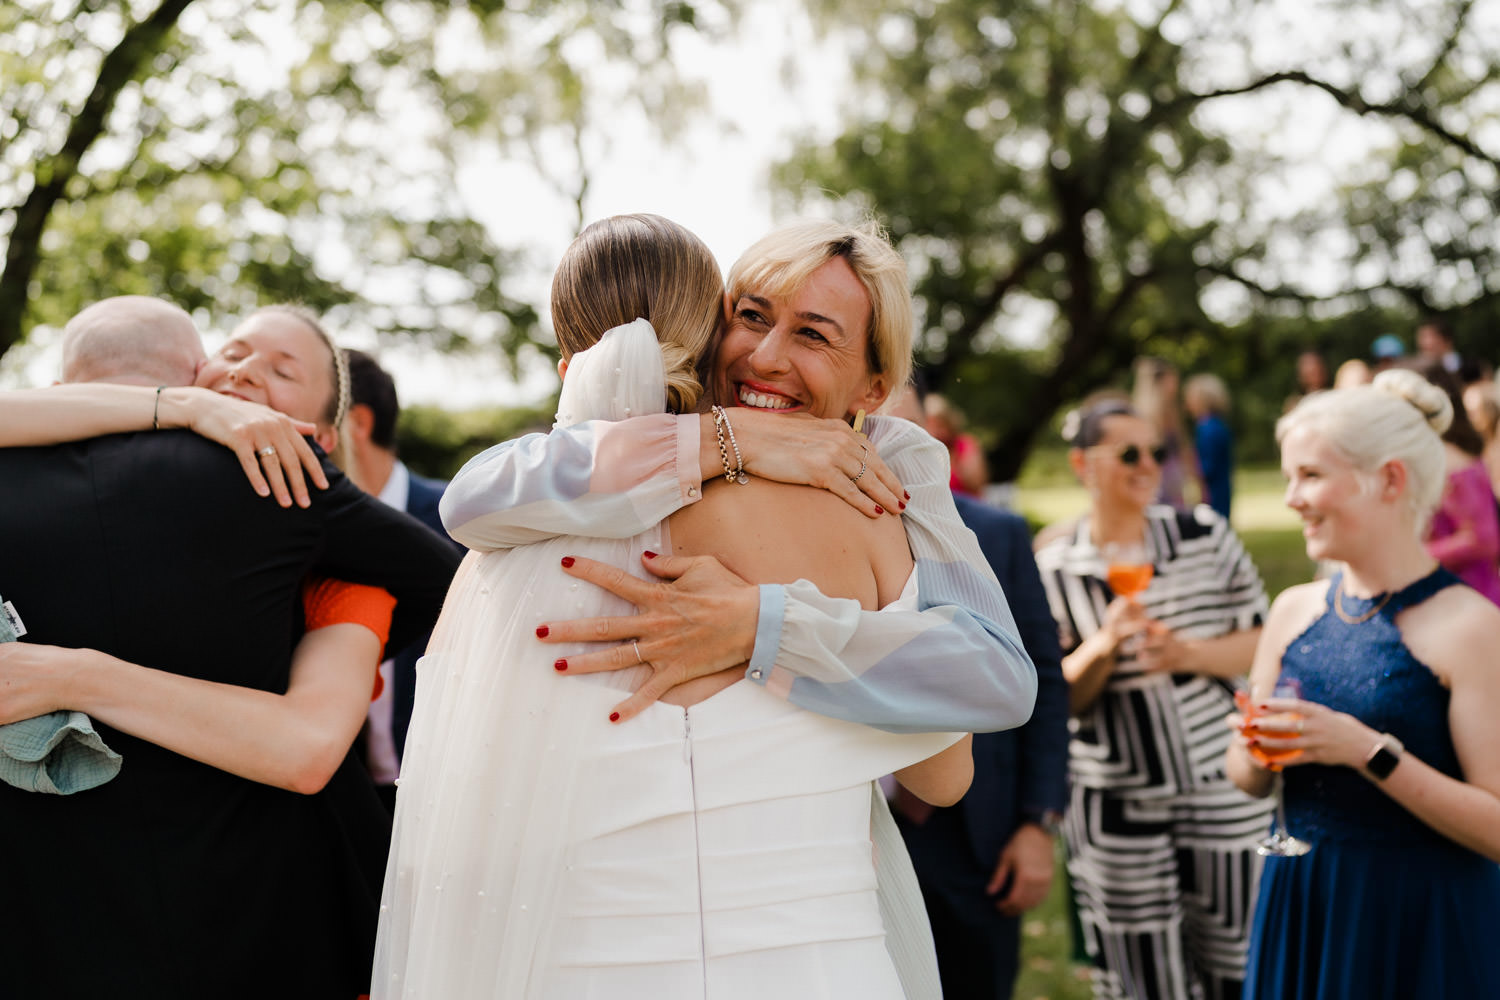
[1034,397,1274,1000]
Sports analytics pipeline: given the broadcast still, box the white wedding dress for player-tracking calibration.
[372,320,958,999]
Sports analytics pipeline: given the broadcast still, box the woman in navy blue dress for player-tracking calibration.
[1230,368,1500,999]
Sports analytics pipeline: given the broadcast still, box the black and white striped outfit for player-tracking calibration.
[1036,505,1274,1000]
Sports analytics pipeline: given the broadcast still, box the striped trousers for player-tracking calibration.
[1064,780,1272,1000]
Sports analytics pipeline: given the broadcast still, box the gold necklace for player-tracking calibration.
[1333,578,1393,625]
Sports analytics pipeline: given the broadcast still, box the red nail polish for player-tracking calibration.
[904,491,911,500]
[609,711,621,723]
[561,556,575,568]
[536,625,549,638]
[554,659,568,672]
[898,501,906,511]
[873,505,884,515]
[643,550,658,559]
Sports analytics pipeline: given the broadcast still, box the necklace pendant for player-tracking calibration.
[735,471,749,485]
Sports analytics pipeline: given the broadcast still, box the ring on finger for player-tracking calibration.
[1294,719,1305,734]
[851,457,868,484]
[258,446,277,459]
[632,640,645,665]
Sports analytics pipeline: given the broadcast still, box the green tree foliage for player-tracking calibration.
[0,0,727,370]
[778,0,1500,479]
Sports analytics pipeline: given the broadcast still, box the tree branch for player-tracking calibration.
[1171,70,1500,168]
[948,231,1064,346]
[1201,261,1429,309]
[0,0,195,360]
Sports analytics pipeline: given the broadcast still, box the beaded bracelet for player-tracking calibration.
[711,405,749,484]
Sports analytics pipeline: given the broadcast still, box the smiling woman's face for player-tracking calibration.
[196,312,338,443]
[1077,414,1163,515]
[712,256,889,422]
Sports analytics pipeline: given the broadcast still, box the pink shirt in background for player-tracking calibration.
[1426,460,1500,607]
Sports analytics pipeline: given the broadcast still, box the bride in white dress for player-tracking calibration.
[373,215,969,998]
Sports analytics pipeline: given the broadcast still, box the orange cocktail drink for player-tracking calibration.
[1106,562,1154,599]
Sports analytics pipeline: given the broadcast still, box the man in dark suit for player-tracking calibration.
[890,384,1071,1000]
[0,297,461,999]
[343,350,463,798]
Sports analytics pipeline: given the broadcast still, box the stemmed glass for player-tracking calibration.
[1239,678,1312,858]
[1102,541,1153,656]
[1102,541,1154,601]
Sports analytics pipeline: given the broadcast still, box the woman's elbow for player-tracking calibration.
[927,757,974,807]
[279,737,349,795]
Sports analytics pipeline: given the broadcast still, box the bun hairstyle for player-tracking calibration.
[1276,368,1450,529]
[1401,358,1483,456]
[551,214,722,415]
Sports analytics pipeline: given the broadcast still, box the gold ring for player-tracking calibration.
[632,640,644,665]
[258,446,277,459]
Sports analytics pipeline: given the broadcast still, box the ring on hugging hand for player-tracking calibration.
[632,640,645,665]
[851,451,868,484]
[258,446,277,459]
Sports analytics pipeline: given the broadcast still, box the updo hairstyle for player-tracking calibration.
[1061,395,1136,449]
[551,214,722,415]
[1276,368,1452,528]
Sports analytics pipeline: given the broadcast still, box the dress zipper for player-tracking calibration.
[684,709,709,997]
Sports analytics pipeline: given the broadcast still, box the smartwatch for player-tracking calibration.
[1364,733,1404,781]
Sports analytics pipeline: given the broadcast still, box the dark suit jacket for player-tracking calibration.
[0,431,460,1000]
[927,495,1070,875]
[391,469,463,761]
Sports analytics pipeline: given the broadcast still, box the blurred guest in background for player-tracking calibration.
[1132,356,1198,511]
[1036,398,1272,1000]
[343,350,463,809]
[1463,379,1500,499]
[345,347,462,809]
[1371,333,1406,373]
[1415,315,1463,376]
[891,383,1069,1000]
[1185,373,1234,521]
[926,392,990,498]
[1407,360,1500,607]
[1283,349,1330,414]
[1333,357,1372,389]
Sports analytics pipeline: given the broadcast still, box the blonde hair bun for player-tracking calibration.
[1373,368,1453,435]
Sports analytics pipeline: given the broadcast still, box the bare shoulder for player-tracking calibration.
[1262,580,1329,651]
[1398,582,1500,687]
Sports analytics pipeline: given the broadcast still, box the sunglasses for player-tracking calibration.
[1113,443,1169,467]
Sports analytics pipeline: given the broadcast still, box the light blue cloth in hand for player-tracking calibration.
[0,596,123,794]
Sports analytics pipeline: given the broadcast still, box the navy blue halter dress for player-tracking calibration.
[1244,568,1500,999]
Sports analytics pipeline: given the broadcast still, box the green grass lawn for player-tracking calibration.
[1008,468,1310,999]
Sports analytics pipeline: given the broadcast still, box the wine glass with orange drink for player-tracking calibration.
[1102,542,1154,601]
[1102,542,1154,657]
[1236,677,1311,857]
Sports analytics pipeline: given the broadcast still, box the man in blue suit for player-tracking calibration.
[890,384,1071,999]
[344,350,464,807]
